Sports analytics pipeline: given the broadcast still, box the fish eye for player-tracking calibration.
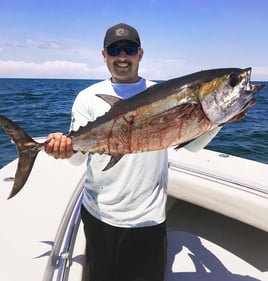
[228,73,241,87]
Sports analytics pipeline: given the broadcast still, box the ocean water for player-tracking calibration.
[0,78,267,168]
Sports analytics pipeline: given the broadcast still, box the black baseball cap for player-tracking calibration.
[103,23,141,48]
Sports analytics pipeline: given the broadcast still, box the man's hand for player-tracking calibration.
[45,132,74,159]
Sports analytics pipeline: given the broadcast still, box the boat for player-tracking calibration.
[0,147,268,280]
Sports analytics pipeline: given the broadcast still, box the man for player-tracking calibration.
[45,23,168,281]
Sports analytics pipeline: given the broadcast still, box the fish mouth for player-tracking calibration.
[239,68,265,95]
[241,83,265,108]
[241,98,256,112]
[249,83,265,94]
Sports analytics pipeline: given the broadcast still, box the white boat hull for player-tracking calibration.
[168,148,268,232]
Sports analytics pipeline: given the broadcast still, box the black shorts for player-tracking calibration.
[81,204,167,281]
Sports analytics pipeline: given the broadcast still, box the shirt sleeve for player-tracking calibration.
[68,88,93,166]
[67,81,112,166]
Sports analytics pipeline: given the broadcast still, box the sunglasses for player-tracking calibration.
[106,44,139,57]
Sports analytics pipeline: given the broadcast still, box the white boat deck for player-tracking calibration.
[0,152,86,280]
[165,198,268,281]
[0,148,267,280]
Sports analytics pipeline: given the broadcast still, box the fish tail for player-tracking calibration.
[0,115,43,199]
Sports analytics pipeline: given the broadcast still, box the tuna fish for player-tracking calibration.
[0,67,264,199]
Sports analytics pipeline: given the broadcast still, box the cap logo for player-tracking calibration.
[115,28,129,37]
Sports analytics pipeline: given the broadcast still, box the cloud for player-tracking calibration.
[0,60,108,79]
[26,39,65,50]
[0,59,267,81]
[0,58,193,80]
[0,39,67,50]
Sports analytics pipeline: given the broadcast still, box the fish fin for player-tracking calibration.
[173,126,223,152]
[96,94,122,106]
[0,115,42,199]
[102,155,123,171]
[183,126,223,152]
[173,140,193,150]
[8,148,39,199]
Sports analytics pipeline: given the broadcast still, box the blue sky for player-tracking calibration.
[0,0,267,81]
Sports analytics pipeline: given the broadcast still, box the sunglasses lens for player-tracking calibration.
[106,44,139,56]
[124,45,139,56]
[106,45,121,56]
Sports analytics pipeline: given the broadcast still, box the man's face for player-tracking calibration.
[102,40,144,83]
